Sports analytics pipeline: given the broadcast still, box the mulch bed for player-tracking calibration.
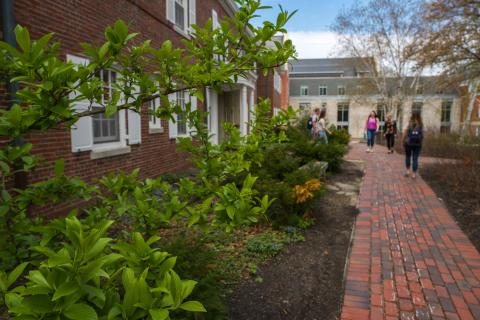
[227,160,363,320]
[422,163,480,250]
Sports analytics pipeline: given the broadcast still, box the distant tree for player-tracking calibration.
[332,0,425,127]
[408,0,480,135]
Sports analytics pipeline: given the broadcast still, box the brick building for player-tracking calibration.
[1,0,275,201]
[256,34,289,115]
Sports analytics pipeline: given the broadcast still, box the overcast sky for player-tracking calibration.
[253,0,359,58]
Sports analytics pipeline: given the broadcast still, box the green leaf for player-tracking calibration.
[179,301,206,312]
[64,303,98,320]
[15,25,31,52]
[27,270,51,289]
[149,309,169,320]
[52,281,78,301]
[7,262,28,288]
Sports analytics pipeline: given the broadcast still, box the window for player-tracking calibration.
[300,86,308,96]
[299,102,311,111]
[321,102,327,109]
[274,71,281,94]
[412,101,423,115]
[337,103,349,130]
[441,100,452,133]
[319,86,327,96]
[93,70,120,144]
[149,98,162,130]
[174,0,185,30]
[167,0,196,34]
[338,86,346,96]
[416,84,424,95]
[176,91,187,135]
[376,103,386,132]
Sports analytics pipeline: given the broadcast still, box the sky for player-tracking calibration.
[253,0,359,59]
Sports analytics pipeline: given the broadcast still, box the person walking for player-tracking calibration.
[403,112,423,179]
[384,114,397,154]
[314,109,330,143]
[309,108,320,139]
[364,111,379,152]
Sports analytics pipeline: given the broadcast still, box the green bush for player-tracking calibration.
[328,126,351,145]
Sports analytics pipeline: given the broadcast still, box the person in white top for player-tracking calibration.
[313,108,331,143]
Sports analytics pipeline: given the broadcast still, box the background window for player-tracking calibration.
[274,71,281,94]
[416,84,424,95]
[319,86,327,96]
[300,86,308,96]
[337,103,349,130]
[176,91,187,135]
[412,101,423,115]
[149,98,162,129]
[441,100,452,133]
[174,0,186,30]
[93,70,119,144]
[338,86,346,96]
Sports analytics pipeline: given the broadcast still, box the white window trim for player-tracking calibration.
[68,54,130,158]
[338,86,346,96]
[148,96,164,133]
[169,90,197,139]
[300,85,308,96]
[319,85,327,96]
[167,0,195,38]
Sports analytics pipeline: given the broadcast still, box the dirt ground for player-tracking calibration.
[422,163,480,250]
[227,160,364,320]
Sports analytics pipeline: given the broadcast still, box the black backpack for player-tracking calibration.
[407,126,423,146]
[307,117,313,130]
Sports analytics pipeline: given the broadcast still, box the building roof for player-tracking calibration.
[289,57,375,77]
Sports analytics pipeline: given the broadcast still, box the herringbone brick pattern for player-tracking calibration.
[341,143,480,320]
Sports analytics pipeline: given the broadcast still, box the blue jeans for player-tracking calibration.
[367,129,376,147]
[318,130,328,144]
[405,145,421,172]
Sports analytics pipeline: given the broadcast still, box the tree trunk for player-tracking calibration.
[461,79,479,137]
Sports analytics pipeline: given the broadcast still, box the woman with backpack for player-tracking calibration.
[364,111,379,152]
[384,114,397,154]
[403,112,423,179]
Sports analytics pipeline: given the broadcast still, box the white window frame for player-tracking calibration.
[168,90,197,139]
[319,86,327,96]
[148,97,164,133]
[441,100,452,132]
[337,103,349,130]
[300,85,308,96]
[68,54,129,156]
[167,0,196,37]
[299,102,311,111]
[338,86,346,96]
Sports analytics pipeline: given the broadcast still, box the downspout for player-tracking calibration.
[2,0,28,189]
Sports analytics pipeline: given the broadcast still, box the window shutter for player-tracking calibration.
[128,109,142,145]
[189,0,196,31]
[67,54,94,152]
[166,0,175,23]
[188,94,197,135]
[168,93,177,139]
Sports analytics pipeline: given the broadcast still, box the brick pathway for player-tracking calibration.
[340,142,480,320]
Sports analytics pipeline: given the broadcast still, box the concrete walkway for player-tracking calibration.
[341,142,480,320]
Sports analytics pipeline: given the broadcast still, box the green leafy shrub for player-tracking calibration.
[4,216,205,320]
[328,126,351,145]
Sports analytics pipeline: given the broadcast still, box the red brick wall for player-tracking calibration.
[4,0,231,215]
[256,69,281,111]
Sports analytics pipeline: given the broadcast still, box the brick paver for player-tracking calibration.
[340,142,480,320]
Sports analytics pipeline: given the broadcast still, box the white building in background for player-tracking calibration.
[288,58,462,139]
